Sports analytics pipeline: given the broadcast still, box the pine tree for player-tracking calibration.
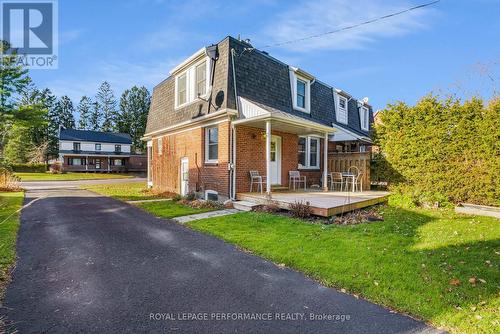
[41,89,59,159]
[96,82,117,132]
[89,101,101,131]
[77,96,92,130]
[55,96,75,129]
[118,86,151,152]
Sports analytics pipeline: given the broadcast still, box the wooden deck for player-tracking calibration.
[236,190,390,217]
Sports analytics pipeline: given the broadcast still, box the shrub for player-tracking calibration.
[289,201,312,219]
[0,167,22,191]
[49,162,63,174]
[375,95,499,207]
[10,163,46,173]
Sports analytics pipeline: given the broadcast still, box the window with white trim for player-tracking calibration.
[336,94,348,124]
[157,137,163,156]
[359,106,369,131]
[205,126,218,163]
[174,58,210,108]
[290,70,311,113]
[177,73,187,106]
[195,61,207,97]
[298,136,320,169]
[95,143,101,151]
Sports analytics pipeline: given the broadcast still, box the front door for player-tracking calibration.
[95,159,101,169]
[270,136,281,184]
[180,157,189,196]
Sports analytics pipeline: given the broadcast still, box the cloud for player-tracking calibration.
[261,0,438,52]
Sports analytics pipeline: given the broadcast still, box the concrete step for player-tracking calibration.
[232,200,261,212]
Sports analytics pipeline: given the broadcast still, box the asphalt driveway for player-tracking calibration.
[1,186,443,333]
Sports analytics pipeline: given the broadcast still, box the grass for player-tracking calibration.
[81,182,161,201]
[0,192,24,299]
[15,172,135,181]
[187,206,499,334]
[82,182,219,218]
[135,201,217,219]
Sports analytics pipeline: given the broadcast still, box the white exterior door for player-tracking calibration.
[270,136,281,185]
[180,157,189,196]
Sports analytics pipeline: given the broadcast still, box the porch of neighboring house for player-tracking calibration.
[61,155,129,172]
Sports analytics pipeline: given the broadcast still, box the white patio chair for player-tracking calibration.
[353,172,364,192]
[249,170,266,193]
[289,170,306,191]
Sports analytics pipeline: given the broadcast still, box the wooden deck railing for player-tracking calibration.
[327,152,371,188]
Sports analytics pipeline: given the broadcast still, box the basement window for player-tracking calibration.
[205,189,218,201]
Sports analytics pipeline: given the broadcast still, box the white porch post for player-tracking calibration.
[85,155,88,171]
[323,132,329,192]
[265,120,271,195]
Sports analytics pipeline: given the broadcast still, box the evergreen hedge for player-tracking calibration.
[374,95,499,207]
[10,163,47,173]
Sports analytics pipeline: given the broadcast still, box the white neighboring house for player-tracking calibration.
[58,128,145,172]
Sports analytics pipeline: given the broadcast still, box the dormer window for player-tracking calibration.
[195,61,207,97]
[73,142,81,151]
[296,79,306,109]
[95,143,101,151]
[174,56,210,108]
[289,68,312,113]
[336,93,348,125]
[176,73,187,106]
[359,106,369,131]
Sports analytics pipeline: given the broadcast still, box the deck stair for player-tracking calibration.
[232,200,261,212]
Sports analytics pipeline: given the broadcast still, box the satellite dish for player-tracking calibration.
[215,91,224,109]
[362,97,369,104]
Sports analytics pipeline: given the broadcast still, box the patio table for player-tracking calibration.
[341,173,356,192]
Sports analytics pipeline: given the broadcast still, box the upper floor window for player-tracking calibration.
[177,73,187,106]
[95,143,101,151]
[205,126,218,163]
[195,61,207,97]
[298,136,319,169]
[73,142,81,151]
[336,94,348,124]
[296,79,306,109]
[359,106,369,131]
[174,58,209,108]
[290,69,311,113]
[115,144,121,153]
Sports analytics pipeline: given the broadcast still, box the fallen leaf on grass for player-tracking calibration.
[469,277,477,284]
[449,278,460,286]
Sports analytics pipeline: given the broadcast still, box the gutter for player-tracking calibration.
[229,48,240,200]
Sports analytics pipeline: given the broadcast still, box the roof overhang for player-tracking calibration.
[169,47,207,75]
[289,66,315,82]
[329,124,372,143]
[234,97,334,136]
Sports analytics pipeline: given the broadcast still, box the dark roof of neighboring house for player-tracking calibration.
[59,128,132,144]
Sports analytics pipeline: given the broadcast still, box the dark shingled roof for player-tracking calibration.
[59,128,132,144]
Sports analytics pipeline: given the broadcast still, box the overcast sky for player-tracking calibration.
[30,0,500,110]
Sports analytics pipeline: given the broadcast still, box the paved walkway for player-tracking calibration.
[20,177,146,190]
[173,209,240,224]
[1,185,443,333]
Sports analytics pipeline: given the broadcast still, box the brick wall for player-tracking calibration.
[235,125,324,193]
[151,120,231,198]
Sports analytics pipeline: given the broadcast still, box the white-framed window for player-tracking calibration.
[205,189,218,201]
[298,136,320,169]
[290,70,311,113]
[335,93,348,124]
[157,137,163,156]
[73,142,81,151]
[95,143,101,151]
[359,106,369,131]
[174,58,210,108]
[195,61,207,97]
[176,73,187,106]
[205,126,218,163]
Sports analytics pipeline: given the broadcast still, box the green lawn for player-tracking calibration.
[187,207,499,334]
[135,201,216,219]
[82,182,159,201]
[82,182,218,218]
[0,192,24,299]
[15,172,135,181]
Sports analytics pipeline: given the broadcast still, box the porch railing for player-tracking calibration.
[327,152,371,189]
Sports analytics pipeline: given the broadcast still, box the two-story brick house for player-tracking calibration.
[143,36,373,201]
[58,128,146,172]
